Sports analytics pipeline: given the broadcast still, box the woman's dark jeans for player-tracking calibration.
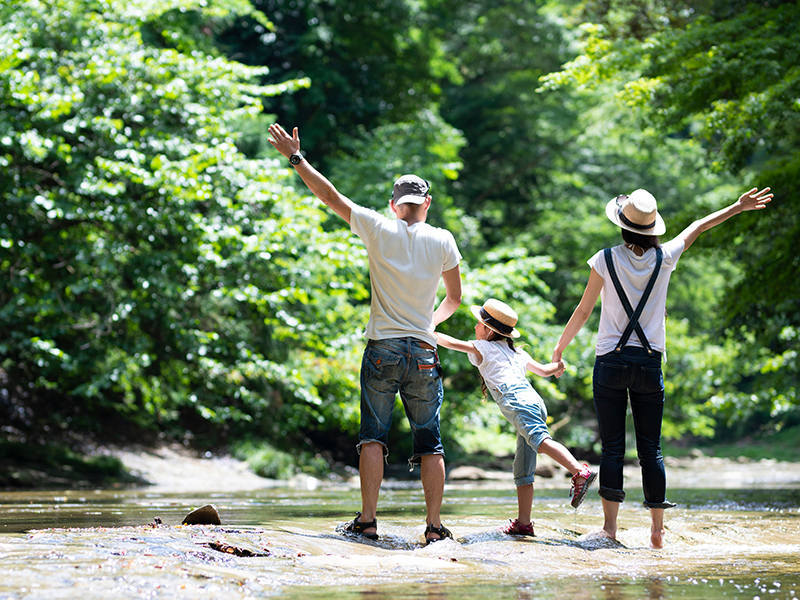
[593,346,671,508]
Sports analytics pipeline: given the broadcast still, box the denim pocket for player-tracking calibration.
[365,346,401,373]
[415,354,441,379]
[597,361,629,389]
[639,366,663,393]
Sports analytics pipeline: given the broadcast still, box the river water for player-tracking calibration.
[1,458,799,600]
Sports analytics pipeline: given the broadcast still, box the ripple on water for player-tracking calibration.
[0,484,799,599]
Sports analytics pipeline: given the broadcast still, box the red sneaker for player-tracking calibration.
[499,519,535,537]
[570,464,598,509]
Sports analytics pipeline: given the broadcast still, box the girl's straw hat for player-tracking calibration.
[470,299,521,339]
[605,189,666,236]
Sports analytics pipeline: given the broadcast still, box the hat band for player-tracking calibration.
[618,208,656,231]
[479,307,514,336]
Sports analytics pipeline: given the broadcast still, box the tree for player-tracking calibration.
[425,0,576,251]
[0,0,366,454]
[217,0,441,160]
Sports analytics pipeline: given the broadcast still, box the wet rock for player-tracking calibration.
[535,464,556,478]
[207,541,269,557]
[448,466,488,480]
[182,504,221,525]
[449,463,556,481]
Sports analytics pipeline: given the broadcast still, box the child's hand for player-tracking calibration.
[554,359,566,378]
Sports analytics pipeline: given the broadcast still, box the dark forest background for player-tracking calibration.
[2,0,798,481]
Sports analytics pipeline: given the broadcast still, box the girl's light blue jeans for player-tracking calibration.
[489,382,552,487]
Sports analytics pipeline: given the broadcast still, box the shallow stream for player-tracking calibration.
[1,461,799,599]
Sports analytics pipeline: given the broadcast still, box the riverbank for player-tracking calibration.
[3,441,800,493]
[106,445,800,493]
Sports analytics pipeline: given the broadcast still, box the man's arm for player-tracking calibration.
[433,265,462,326]
[267,124,357,224]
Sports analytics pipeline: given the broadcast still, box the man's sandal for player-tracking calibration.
[340,511,378,540]
[424,522,453,545]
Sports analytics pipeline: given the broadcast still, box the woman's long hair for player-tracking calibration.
[622,228,661,249]
[621,228,667,317]
[479,329,516,399]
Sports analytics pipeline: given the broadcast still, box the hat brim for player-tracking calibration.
[393,194,427,205]
[605,197,666,236]
[470,305,520,339]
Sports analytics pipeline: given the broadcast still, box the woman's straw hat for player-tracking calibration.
[605,189,666,236]
[470,299,521,339]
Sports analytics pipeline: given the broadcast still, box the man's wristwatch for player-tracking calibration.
[289,153,303,166]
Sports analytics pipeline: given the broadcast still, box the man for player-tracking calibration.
[268,124,462,544]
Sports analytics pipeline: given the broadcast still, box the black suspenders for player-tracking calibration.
[603,247,663,355]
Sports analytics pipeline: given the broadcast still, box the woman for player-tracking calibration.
[551,186,772,548]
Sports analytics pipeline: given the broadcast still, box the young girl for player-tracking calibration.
[436,299,596,536]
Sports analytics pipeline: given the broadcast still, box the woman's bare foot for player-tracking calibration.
[601,526,617,541]
[649,508,666,548]
[650,526,665,549]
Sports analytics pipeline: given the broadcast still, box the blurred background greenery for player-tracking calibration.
[2,0,798,483]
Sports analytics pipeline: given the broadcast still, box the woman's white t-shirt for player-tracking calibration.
[589,239,685,356]
[468,339,534,391]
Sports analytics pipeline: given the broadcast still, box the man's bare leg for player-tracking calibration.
[358,442,384,536]
[420,453,446,540]
[650,508,665,548]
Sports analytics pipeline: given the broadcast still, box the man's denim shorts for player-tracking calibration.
[357,337,444,466]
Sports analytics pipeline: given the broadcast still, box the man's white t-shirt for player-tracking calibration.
[589,238,685,356]
[468,339,534,391]
[350,205,461,347]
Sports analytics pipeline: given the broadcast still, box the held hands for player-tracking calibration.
[267,124,300,160]
[736,187,772,212]
[551,350,565,378]
[550,359,566,378]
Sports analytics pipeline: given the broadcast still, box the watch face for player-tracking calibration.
[290,154,302,165]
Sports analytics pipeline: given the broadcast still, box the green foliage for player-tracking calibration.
[426,0,575,251]
[542,1,800,171]
[217,0,441,160]
[0,0,365,450]
[325,106,477,250]
[666,423,800,463]
[232,440,329,479]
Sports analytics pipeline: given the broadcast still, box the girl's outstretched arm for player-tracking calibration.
[526,358,566,378]
[435,332,483,363]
